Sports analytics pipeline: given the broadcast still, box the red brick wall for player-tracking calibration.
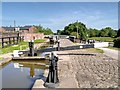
[0,28,5,33]
[21,26,37,33]
[23,33,44,42]
[29,26,37,33]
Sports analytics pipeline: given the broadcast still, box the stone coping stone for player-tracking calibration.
[12,56,46,60]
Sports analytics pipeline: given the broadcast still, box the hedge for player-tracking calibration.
[113,37,120,48]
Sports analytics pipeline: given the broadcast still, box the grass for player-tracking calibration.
[34,39,46,43]
[85,48,104,53]
[88,37,115,42]
[1,39,46,54]
[1,41,28,54]
[107,46,120,51]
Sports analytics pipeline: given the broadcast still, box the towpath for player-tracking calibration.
[98,47,119,60]
[54,39,118,88]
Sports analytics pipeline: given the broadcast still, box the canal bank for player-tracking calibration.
[0,53,12,66]
[0,41,49,66]
[1,39,51,89]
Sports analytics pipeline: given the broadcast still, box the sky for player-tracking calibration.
[2,0,120,2]
[2,2,118,32]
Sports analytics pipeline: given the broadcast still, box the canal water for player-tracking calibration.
[1,60,49,89]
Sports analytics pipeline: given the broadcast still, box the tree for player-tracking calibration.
[35,25,53,35]
[44,28,53,35]
[108,30,117,37]
[70,32,79,38]
[61,21,88,40]
[88,28,99,37]
[99,27,115,37]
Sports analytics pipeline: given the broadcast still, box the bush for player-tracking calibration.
[113,37,120,48]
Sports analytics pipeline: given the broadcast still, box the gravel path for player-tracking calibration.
[56,49,118,88]
[98,48,119,60]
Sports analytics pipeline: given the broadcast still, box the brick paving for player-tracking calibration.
[54,39,119,88]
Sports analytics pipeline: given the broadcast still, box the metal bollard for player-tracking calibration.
[28,41,34,56]
[56,40,60,51]
[44,52,59,88]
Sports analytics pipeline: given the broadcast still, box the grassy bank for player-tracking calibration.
[88,37,115,42]
[1,41,28,54]
[1,39,46,54]
[85,48,104,53]
[34,39,46,43]
[107,46,120,51]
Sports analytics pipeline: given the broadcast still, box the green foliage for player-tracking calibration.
[113,37,120,48]
[34,39,45,43]
[35,25,53,35]
[117,29,120,37]
[108,30,117,37]
[60,21,88,40]
[88,37,114,42]
[59,21,117,39]
[70,32,79,38]
[88,27,117,38]
[88,28,100,37]
[99,27,117,37]
[108,46,120,51]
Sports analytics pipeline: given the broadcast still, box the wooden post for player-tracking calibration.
[13,37,15,44]
[9,37,11,46]
[17,37,19,44]
[2,38,4,48]
[19,36,21,41]
[17,33,19,44]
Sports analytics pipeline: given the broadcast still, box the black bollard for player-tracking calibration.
[28,41,34,56]
[56,40,60,51]
[44,52,59,88]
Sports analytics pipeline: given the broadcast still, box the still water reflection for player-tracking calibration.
[2,60,49,89]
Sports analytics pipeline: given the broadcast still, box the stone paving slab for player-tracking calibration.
[55,49,118,88]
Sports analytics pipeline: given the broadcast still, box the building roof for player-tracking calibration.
[20,26,33,30]
[2,25,34,31]
[2,26,15,31]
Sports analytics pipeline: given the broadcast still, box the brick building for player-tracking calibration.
[1,25,44,41]
[23,33,44,42]
[0,27,5,33]
[1,25,37,33]
[20,25,37,33]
